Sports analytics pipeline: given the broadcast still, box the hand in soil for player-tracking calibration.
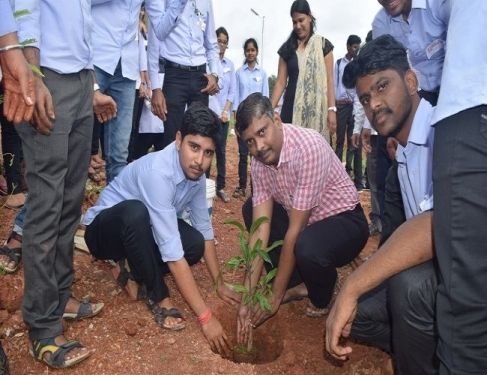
[217,284,240,307]
[201,315,231,357]
[250,294,280,327]
[237,305,251,345]
[325,287,358,360]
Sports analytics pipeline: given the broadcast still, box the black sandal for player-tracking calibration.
[116,259,147,300]
[0,246,21,274]
[146,300,186,331]
[62,297,104,320]
[30,337,91,369]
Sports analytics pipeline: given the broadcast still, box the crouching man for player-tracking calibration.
[325,35,438,374]
[83,103,239,356]
[235,93,368,344]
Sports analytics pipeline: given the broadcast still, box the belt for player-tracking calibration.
[336,99,353,106]
[162,59,206,72]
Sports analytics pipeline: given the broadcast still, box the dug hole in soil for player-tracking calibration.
[0,133,393,374]
[212,301,283,364]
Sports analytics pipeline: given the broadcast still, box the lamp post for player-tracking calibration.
[250,8,265,70]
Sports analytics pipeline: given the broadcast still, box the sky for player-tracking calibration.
[212,0,382,76]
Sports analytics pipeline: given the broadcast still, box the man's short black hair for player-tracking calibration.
[216,26,229,42]
[235,93,274,135]
[180,102,220,144]
[347,34,362,46]
[343,34,410,89]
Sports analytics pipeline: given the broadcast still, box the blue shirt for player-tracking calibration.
[152,0,220,75]
[373,0,449,92]
[91,0,171,81]
[14,0,94,74]
[209,56,236,115]
[82,142,213,262]
[234,63,269,110]
[432,0,487,124]
[1,0,16,37]
[396,99,435,219]
[335,55,356,102]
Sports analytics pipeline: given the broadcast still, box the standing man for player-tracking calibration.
[432,1,487,374]
[13,0,116,368]
[235,93,368,342]
[208,26,236,203]
[334,34,363,190]
[149,0,221,148]
[90,0,186,181]
[0,3,34,371]
[373,0,449,106]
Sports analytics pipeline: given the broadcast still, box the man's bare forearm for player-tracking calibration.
[343,211,434,298]
[168,258,208,316]
[22,46,40,67]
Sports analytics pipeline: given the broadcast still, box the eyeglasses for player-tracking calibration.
[217,39,228,45]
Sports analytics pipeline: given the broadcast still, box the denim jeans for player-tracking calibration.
[94,60,136,182]
[13,203,26,235]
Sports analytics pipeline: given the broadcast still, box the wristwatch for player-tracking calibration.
[93,83,100,92]
[328,106,337,112]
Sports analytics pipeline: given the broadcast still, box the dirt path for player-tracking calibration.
[0,134,391,374]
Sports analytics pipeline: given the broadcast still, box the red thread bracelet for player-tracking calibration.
[197,308,212,325]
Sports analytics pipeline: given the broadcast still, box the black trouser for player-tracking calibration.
[242,198,368,308]
[237,134,249,190]
[376,135,393,222]
[214,121,229,190]
[1,96,23,194]
[335,103,363,186]
[352,261,439,375]
[162,64,208,148]
[85,200,205,304]
[127,93,144,162]
[433,105,487,374]
[352,157,436,374]
[379,161,405,246]
[131,133,165,161]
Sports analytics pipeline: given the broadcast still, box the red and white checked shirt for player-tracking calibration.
[251,123,359,225]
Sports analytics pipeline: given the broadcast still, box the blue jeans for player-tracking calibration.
[13,202,26,235]
[94,60,136,182]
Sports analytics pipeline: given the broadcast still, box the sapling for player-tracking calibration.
[225,216,283,353]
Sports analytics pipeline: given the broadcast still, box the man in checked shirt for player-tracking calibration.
[234,93,368,343]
